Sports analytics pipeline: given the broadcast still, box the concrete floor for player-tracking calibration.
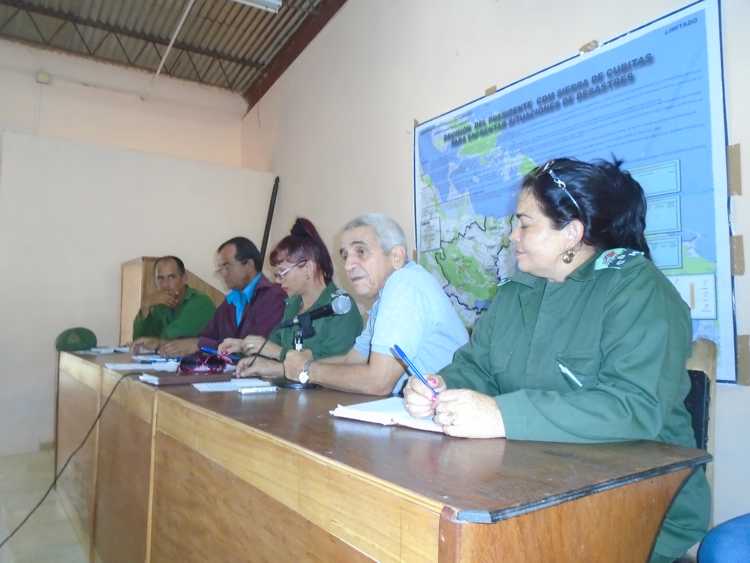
[0,450,87,563]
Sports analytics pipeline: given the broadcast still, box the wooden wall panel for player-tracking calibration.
[150,432,374,563]
[438,469,692,563]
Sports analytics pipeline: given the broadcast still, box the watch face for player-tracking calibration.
[298,372,310,384]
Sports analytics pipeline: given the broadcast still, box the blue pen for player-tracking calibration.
[392,345,438,396]
[200,346,241,363]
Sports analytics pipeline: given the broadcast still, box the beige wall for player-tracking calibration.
[0,132,273,456]
[0,41,273,455]
[0,39,245,166]
[241,0,750,526]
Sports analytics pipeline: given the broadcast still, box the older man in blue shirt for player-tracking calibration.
[284,213,468,395]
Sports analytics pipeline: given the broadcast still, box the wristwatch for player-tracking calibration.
[298,359,313,384]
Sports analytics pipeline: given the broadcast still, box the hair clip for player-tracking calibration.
[542,161,582,215]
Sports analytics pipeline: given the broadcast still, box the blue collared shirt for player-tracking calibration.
[226,274,262,326]
[354,261,469,393]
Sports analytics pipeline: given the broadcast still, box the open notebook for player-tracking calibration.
[330,397,443,433]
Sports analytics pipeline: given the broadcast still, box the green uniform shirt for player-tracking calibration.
[270,282,363,361]
[440,249,710,560]
[133,286,216,341]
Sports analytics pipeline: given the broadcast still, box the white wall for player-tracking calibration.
[0,39,245,167]
[0,39,271,455]
[0,132,272,455]
[241,0,750,526]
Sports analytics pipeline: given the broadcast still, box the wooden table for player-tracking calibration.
[56,352,710,562]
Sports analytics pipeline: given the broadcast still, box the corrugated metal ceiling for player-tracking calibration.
[0,0,322,95]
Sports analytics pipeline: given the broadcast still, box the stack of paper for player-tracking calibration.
[193,379,273,393]
[330,397,443,433]
[80,346,130,355]
[106,362,179,372]
[132,354,170,362]
[138,372,231,386]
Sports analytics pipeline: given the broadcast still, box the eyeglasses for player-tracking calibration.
[178,351,226,374]
[273,260,307,281]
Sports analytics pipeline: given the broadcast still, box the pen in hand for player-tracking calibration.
[392,345,438,397]
[200,346,242,363]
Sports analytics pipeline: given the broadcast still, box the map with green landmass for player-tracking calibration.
[414,2,736,382]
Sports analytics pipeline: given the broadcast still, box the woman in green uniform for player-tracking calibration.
[220,218,362,377]
[404,158,710,562]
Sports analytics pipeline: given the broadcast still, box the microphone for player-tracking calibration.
[279,291,352,328]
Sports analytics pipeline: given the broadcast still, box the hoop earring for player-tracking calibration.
[562,250,575,264]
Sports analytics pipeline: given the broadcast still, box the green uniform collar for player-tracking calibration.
[180,285,197,306]
[509,250,605,287]
[284,282,337,317]
[509,270,540,288]
[566,252,599,282]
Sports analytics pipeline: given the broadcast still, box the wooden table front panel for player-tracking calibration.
[93,371,155,563]
[439,468,692,563]
[151,432,374,563]
[57,353,102,551]
[151,394,443,563]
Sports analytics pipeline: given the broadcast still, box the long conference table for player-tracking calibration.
[56,351,710,563]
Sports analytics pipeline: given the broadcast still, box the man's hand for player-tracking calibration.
[131,337,161,354]
[283,349,314,382]
[141,290,180,316]
[218,338,244,355]
[159,338,198,357]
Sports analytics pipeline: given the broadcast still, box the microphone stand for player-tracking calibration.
[274,316,318,391]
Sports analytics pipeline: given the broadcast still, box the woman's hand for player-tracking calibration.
[434,390,506,438]
[404,374,446,417]
[218,338,244,355]
[235,357,256,378]
[241,335,267,355]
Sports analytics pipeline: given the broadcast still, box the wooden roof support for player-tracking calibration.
[242,0,347,110]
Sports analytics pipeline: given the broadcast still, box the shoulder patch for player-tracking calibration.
[594,248,644,270]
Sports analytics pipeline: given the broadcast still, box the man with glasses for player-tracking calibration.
[157,237,285,357]
[130,255,215,355]
[283,213,468,396]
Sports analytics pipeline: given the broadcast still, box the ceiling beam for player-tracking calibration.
[0,0,264,70]
[242,0,347,110]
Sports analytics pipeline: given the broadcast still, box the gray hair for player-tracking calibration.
[343,213,409,255]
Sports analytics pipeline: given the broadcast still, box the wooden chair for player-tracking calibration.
[685,338,717,452]
[119,257,225,345]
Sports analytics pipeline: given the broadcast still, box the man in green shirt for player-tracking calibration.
[131,256,215,354]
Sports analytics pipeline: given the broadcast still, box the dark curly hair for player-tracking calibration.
[521,157,651,259]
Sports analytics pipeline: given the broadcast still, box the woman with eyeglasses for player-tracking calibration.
[403,158,710,563]
[219,218,362,377]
